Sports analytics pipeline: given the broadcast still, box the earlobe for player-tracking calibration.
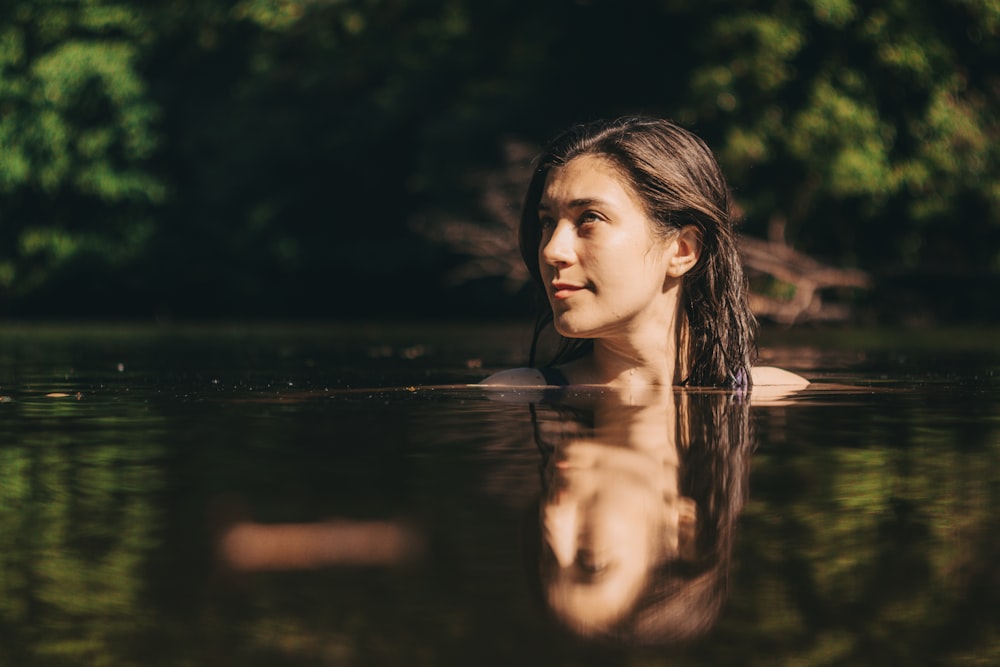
[665,225,702,278]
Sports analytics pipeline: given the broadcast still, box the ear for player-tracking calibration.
[676,496,698,562]
[664,225,702,278]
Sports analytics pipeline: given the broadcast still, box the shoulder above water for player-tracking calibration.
[479,367,549,387]
[480,365,810,388]
[749,366,810,388]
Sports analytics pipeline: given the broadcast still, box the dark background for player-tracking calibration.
[1,0,997,323]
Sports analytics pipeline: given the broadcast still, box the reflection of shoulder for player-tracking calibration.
[480,367,548,387]
[750,366,810,387]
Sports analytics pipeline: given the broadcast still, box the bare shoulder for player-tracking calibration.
[478,367,548,387]
[751,366,810,387]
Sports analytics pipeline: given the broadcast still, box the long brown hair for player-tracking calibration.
[521,116,757,387]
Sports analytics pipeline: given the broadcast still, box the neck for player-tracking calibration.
[594,340,669,383]
[584,291,683,390]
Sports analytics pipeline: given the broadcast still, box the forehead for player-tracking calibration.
[540,154,640,208]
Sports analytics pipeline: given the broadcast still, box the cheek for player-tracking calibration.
[587,505,651,555]
[607,232,664,268]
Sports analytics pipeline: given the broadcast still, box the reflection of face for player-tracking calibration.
[541,440,685,630]
[538,155,674,340]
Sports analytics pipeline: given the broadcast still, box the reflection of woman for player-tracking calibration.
[484,116,806,390]
[525,387,752,645]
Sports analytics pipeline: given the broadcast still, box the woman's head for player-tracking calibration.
[522,116,756,387]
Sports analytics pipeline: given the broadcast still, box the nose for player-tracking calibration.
[542,500,577,568]
[540,221,576,267]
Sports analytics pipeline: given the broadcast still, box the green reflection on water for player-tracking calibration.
[732,391,1000,667]
[0,398,162,666]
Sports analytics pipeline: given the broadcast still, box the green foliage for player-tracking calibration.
[682,0,1000,269]
[0,0,162,298]
[0,0,997,316]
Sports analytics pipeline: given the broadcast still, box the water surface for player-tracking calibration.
[1,323,998,666]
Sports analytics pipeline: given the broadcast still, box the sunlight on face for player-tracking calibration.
[537,155,677,340]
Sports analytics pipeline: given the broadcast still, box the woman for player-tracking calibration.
[483,116,806,389]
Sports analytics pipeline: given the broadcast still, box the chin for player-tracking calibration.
[552,315,593,339]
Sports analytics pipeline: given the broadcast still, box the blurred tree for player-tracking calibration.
[141,0,491,317]
[680,0,1000,274]
[0,0,163,308]
[0,0,997,319]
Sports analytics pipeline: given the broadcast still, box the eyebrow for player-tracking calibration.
[537,197,610,212]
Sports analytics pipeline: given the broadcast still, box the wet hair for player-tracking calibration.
[620,390,753,644]
[522,116,757,387]
[524,389,753,646]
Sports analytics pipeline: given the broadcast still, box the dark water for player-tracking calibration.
[1,323,998,666]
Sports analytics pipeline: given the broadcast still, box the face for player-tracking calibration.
[537,154,676,340]
[540,439,684,630]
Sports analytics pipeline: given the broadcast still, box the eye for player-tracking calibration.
[578,211,603,226]
[539,215,556,231]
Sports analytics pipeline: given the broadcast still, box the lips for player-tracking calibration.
[551,281,585,300]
